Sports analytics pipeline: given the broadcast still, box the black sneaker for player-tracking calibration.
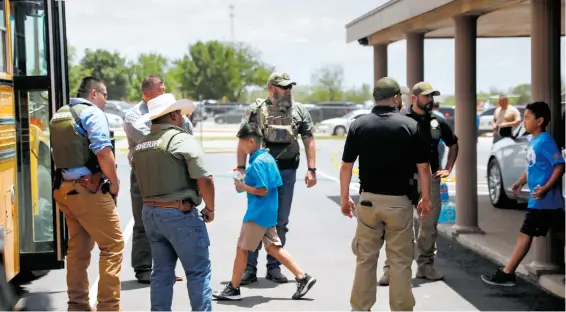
[212,282,242,300]
[481,269,516,287]
[292,273,317,300]
[240,271,257,285]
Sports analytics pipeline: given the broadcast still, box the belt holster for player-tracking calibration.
[80,172,103,193]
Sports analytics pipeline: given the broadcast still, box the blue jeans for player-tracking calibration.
[142,205,212,311]
[246,168,297,273]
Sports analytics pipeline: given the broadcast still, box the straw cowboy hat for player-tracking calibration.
[137,93,196,125]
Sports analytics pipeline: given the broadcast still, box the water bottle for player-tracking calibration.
[233,169,244,194]
[438,181,456,224]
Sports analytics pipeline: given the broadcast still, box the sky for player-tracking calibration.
[65,0,565,96]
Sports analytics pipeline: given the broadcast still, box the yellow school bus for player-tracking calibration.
[0,0,69,294]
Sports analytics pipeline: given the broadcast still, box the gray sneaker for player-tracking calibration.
[378,270,390,286]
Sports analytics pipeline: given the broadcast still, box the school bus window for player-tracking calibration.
[0,0,7,73]
[11,0,46,76]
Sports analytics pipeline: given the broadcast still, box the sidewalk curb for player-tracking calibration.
[436,224,565,299]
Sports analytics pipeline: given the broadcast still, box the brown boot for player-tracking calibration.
[416,266,444,281]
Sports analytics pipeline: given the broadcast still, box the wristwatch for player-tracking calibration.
[308,168,317,173]
[237,165,246,170]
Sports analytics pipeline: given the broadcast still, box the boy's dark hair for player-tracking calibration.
[237,123,263,142]
[526,101,551,129]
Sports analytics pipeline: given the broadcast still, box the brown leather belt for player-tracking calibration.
[144,200,194,212]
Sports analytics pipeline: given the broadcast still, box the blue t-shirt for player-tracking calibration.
[526,132,565,209]
[243,148,283,227]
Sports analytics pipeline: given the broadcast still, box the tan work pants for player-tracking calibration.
[54,181,124,311]
[383,178,442,270]
[350,192,416,311]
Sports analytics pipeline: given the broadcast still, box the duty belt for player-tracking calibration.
[144,200,194,213]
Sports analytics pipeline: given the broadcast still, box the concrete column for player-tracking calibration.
[406,32,424,88]
[373,44,388,83]
[453,15,483,235]
[528,0,562,275]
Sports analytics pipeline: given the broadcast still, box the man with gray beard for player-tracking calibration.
[236,72,317,285]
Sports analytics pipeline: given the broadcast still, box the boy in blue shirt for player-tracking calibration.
[212,123,316,300]
[481,101,565,287]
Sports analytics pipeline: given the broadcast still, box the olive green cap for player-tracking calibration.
[373,77,401,100]
[268,72,296,87]
[412,81,440,96]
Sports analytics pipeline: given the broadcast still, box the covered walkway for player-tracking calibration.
[345,0,565,292]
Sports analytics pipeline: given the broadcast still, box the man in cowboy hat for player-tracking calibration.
[132,93,216,311]
[123,75,192,283]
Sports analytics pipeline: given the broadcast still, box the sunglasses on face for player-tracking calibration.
[277,85,293,91]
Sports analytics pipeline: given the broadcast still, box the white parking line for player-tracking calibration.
[89,217,135,307]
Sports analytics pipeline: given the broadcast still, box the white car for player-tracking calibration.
[316,109,371,136]
[105,112,123,130]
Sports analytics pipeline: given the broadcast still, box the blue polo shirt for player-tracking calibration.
[243,148,283,227]
[526,132,565,209]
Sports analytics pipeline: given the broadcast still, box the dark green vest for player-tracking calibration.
[49,102,98,170]
[132,127,201,204]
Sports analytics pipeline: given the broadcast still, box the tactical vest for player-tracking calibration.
[132,127,201,205]
[49,102,100,172]
[253,99,300,160]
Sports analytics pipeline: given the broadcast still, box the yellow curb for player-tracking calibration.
[330,150,359,175]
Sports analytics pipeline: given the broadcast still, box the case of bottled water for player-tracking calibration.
[438,180,456,224]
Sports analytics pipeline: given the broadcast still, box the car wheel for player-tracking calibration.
[487,159,514,208]
[215,118,225,124]
[334,126,346,136]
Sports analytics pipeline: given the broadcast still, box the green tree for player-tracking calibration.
[80,49,130,99]
[174,41,273,102]
[510,83,531,105]
[127,52,176,101]
[311,64,344,101]
[67,45,91,97]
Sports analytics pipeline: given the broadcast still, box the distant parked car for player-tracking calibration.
[104,100,131,119]
[487,122,531,208]
[105,112,123,129]
[316,109,371,136]
[214,107,246,124]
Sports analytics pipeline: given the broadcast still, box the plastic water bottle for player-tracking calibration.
[438,181,456,224]
[233,169,244,194]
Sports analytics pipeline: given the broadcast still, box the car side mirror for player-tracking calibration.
[498,126,513,138]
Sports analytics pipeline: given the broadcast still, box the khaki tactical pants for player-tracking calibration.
[415,179,442,267]
[383,178,442,270]
[54,181,124,311]
[350,192,416,312]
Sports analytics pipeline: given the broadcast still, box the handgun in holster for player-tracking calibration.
[407,177,419,207]
[101,179,117,203]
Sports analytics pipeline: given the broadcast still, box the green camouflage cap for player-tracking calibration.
[412,81,440,96]
[268,72,296,87]
[373,77,401,100]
